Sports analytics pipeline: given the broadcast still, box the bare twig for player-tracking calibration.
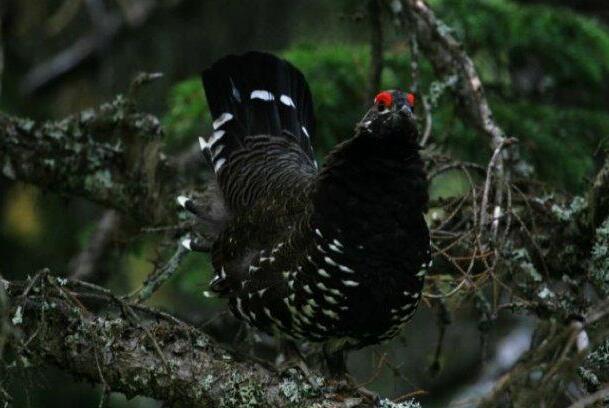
[479,137,517,240]
[127,236,191,303]
[419,94,433,146]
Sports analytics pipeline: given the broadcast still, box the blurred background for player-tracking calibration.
[1,0,609,406]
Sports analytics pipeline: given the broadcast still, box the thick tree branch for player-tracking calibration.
[0,95,177,225]
[4,274,369,408]
[394,0,516,244]
[397,0,507,151]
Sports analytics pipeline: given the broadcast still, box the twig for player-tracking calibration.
[127,236,190,303]
[567,385,609,408]
[419,95,433,146]
[479,138,517,240]
[409,31,420,93]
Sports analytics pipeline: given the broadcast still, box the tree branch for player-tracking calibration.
[4,274,369,408]
[0,95,177,225]
[398,0,507,151]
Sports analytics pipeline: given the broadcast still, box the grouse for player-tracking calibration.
[179,51,431,375]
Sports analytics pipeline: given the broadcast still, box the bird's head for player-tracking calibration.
[358,90,418,143]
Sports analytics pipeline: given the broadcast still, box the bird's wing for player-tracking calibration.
[201,51,317,215]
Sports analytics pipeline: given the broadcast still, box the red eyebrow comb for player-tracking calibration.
[374,91,393,108]
[406,93,415,107]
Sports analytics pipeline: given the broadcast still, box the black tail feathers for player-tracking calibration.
[201,51,316,166]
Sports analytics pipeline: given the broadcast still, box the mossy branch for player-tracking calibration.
[0,95,176,225]
[3,274,371,408]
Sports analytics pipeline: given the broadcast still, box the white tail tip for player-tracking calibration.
[181,238,192,251]
[199,137,209,151]
[177,195,190,208]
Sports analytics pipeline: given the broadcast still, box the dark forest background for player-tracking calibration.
[1,0,609,407]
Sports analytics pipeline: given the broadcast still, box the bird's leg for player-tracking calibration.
[276,339,319,388]
[322,345,381,404]
[322,346,348,380]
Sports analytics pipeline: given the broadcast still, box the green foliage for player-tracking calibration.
[162,0,609,193]
[493,103,609,191]
[162,79,208,151]
[433,0,609,105]
[283,44,371,153]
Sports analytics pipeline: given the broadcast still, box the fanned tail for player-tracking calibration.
[200,51,316,174]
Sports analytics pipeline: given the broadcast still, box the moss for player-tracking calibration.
[551,196,587,222]
[275,369,323,407]
[218,372,265,408]
[11,305,23,325]
[378,398,422,408]
[279,378,301,403]
[578,366,600,390]
[590,218,609,295]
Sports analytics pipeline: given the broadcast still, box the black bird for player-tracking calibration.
[179,51,431,376]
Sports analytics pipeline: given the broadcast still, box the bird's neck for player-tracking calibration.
[309,133,428,246]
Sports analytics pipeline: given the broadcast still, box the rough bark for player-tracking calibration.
[1,1,609,407]
[0,95,176,225]
[4,275,364,408]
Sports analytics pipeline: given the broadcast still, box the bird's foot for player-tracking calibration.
[355,385,381,406]
[276,340,321,389]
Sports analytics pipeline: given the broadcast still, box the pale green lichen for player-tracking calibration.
[577,366,600,388]
[11,306,23,325]
[201,374,215,391]
[537,286,555,300]
[551,196,587,222]
[279,378,301,403]
[195,336,209,348]
[580,338,609,392]
[84,170,114,193]
[590,218,609,294]
[586,338,609,368]
[511,248,542,282]
[218,372,265,408]
[276,369,323,407]
[378,398,422,408]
